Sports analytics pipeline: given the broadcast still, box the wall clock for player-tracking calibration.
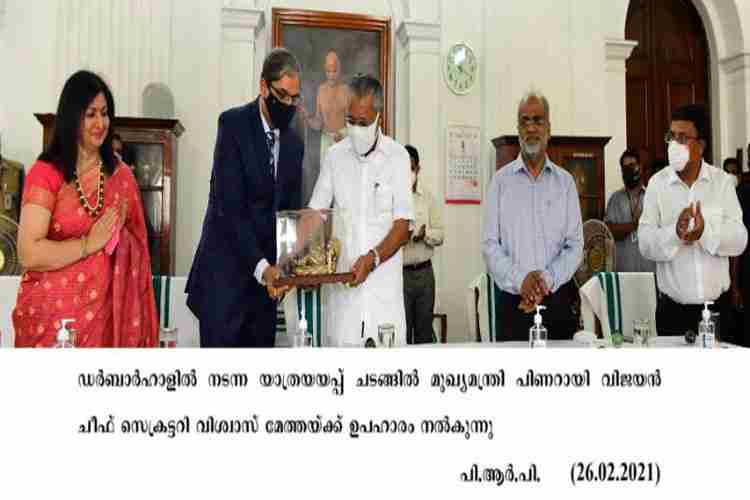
[444,42,477,95]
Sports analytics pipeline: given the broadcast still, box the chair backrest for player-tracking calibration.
[574,219,616,287]
[276,304,287,335]
[579,272,657,341]
[151,275,199,347]
[152,275,172,329]
[467,273,504,343]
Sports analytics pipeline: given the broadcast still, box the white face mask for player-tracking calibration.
[668,141,690,173]
[347,113,379,157]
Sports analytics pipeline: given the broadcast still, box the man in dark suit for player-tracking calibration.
[186,48,304,347]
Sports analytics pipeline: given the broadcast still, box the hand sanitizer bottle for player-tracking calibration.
[529,305,547,349]
[295,317,311,347]
[699,302,715,349]
[55,319,75,348]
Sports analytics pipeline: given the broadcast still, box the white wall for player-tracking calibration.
[3,0,749,340]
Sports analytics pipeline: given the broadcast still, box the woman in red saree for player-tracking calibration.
[13,70,157,347]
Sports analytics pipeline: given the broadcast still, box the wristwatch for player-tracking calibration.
[369,248,381,269]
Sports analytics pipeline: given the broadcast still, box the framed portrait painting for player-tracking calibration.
[272,8,391,205]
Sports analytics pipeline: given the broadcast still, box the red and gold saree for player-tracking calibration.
[13,160,158,347]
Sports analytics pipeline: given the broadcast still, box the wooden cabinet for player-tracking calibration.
[35,114,184,275]
[491,135,611,221]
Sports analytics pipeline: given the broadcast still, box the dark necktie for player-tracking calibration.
[266,131,276,179]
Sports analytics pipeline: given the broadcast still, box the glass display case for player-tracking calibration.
[35,114,184,274]
[276,208,353,287]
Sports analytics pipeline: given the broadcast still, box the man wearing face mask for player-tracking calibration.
[402,144,444,344]
[604,149,655,273]
[481,91,583,340]
[186,48,304,347]
[308,74,413,347]
[638,104,747,340]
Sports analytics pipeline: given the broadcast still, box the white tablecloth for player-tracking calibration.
[3,275,739,350]
[409,336,739,348]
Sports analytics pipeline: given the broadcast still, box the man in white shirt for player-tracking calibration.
[638,104,747,339]
[403,144,444,344]
[308,74,414,346]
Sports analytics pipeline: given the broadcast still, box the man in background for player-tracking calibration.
[605,148,655,273]
[403,144,444,344]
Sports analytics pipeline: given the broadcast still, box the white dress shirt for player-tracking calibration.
[308,130,414,346]
[638,161,747,304]
[253,110,280,285]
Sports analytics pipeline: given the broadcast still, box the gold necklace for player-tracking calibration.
[74,162,105,218]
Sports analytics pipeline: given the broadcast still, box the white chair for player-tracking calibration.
[151,275,199,347]
[467,273,505,343]
[579,272,657,342]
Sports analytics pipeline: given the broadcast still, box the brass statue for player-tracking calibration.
[292,238,341,276]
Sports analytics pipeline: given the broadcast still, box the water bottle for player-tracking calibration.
[529,305,547,349]
[699,302,715,349]
[377,323,395,348]
[55,319,76,348]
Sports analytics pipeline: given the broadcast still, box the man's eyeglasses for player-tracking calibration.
[664,131,698,145]
[518,116,547,129]
[346,116,376,127]
[269,83,302,106]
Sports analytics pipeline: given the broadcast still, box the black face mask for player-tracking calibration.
[623,169,641,189]
[265,83,297,131]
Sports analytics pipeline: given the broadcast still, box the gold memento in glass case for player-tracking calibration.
[276,208,353,287]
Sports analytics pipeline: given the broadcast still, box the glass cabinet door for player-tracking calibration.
[128,142,164,274]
